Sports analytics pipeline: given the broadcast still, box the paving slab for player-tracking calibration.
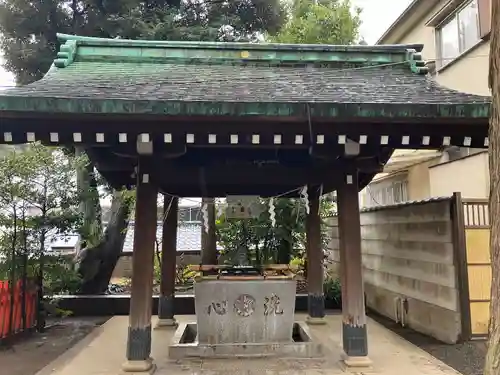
[36,314,464,375]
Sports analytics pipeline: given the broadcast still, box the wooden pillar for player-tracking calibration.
[122,168,157,373]
[306,188,326,324]
[337,170,371,367]
[201,197,217,265]
[156,195,178,328]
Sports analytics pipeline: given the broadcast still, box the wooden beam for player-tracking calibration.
[89,145,383,176]
[92,156,341,185]
[0,116,488,147]
[97,164,380,198]
[0,111,489,126]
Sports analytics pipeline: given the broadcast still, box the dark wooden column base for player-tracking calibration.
[126,325,152,361]
[307,293,325,318]
[158,295,175,319]
[342,323,368,357]
[156,295,177,327]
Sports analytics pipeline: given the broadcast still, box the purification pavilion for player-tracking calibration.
[0,34,491,372]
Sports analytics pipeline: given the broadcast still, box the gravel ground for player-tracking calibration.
[370,312,487,375]
[0,317,108,375]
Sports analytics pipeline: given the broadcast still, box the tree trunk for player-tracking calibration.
[277,238,291,264]
[485,2,500,374]
[76,191,130,294]
[75,147,103,249]
[201,197,217,265]
[277,201,292,264]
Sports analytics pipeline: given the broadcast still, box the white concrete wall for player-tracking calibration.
[406,159,437,201]
[436,42,490,96]
[327,198,462,343]
[430,152,489,199]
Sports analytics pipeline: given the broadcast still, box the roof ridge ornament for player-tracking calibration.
[406,49,429,75]
[54,39,77,68]
[54,33,427,66]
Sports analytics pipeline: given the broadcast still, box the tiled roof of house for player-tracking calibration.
[49,235,80,248]
[0,34,490,119]
[122,221,221,253]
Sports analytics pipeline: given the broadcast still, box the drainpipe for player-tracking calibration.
[400,297,406,327]
[394,297,401,324]
[394,296,408,327]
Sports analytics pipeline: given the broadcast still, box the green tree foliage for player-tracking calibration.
[0,0,286,85]
[269,0,361,44]
[112,0,286,41]
[216,197,336,265]
[0,144,83,295]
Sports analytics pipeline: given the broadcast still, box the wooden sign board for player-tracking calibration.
[225,195,264,219]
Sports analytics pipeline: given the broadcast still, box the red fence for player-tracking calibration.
[0,280,37,340]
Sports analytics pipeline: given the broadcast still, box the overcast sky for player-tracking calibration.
[353,0,413,44]
[0,0,414,88]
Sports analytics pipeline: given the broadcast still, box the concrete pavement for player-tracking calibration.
[36,313,464,375]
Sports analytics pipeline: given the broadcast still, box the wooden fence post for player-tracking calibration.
[451,192,472,342]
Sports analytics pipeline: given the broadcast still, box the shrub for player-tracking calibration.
[323,277,341,303]
[153,252,196,286]
[43,255,81,295]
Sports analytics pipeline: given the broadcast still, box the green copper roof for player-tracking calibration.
[0,34,490,118]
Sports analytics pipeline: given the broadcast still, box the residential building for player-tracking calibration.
[52,201,205,260]
[360,0,492,207]
[378,0,491,95]
[112,221,209,278]
[113,201,223,278]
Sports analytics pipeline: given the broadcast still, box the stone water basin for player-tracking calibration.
[194,278,296,344]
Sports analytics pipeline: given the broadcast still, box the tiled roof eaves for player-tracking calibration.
[0,96,490,119]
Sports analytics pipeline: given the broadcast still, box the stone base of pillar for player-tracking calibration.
[340,352,372,369]
[121,357,156,374]
[305,316,327,325]
[154,318,177,329]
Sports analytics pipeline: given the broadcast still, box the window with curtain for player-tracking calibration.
[437,0,480,68]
